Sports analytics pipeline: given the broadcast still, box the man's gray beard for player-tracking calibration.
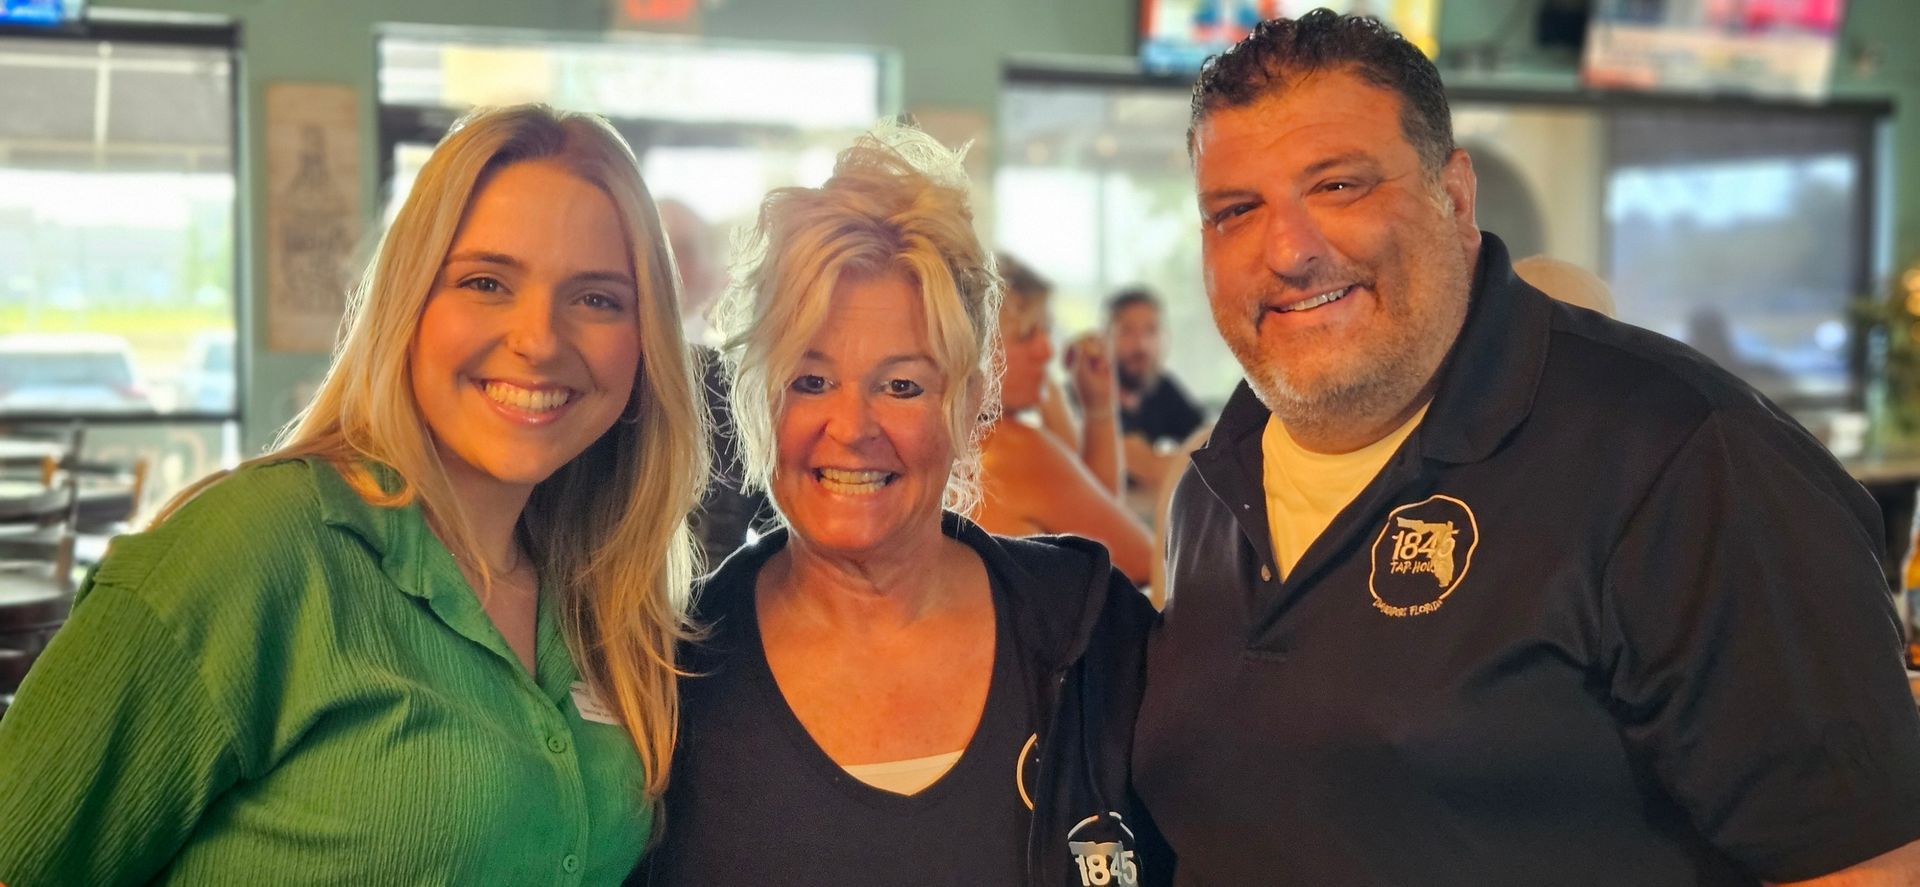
[1227,332,1430,448]
[1253,368,1410,442]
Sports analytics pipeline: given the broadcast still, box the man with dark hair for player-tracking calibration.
[1134,9,1920,886]
[1106,287,1207,500]
[1107,287,1206,450]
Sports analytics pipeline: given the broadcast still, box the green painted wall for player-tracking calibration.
[91,0,1920,452]
[1833,0,1920,275]
[102,0,1132,452]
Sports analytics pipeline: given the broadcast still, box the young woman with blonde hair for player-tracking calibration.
[0,104,705,885]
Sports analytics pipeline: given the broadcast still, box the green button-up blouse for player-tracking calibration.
[0,458,651,886]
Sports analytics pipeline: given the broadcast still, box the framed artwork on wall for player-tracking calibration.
[265,81,360,353]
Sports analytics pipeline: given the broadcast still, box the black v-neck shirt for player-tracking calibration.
[646,561,1035,886]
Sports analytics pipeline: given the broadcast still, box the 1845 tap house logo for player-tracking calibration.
[1368,494,1479,617]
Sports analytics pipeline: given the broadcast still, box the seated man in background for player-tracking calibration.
[1108,288,1207,496]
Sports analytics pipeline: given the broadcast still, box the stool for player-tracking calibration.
[0,575,70,657]
[0,647,29,692]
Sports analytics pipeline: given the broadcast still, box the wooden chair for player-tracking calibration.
[67,454,149,537]
[23,423,147,567]
[0,433,82,714]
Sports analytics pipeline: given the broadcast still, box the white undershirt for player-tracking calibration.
[841,749,965,796]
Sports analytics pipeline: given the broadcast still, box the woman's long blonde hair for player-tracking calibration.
[714,122,1003,517]
[160,104,706,801]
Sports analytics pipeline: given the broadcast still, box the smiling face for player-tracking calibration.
[772,270,954,559]
[1193,67,1480,446]
[410,159,641,505]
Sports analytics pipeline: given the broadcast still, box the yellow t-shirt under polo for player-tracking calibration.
[1262,404,1429,581]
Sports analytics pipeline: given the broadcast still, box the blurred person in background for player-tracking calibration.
[975,253,1154,584]
[996,254,1108,453]
[1107,286,1210,545]
[1108,286,1207,491]
[0,105,706,885]
[643,124,1166,887]
[1512,253,1615,316]
[658,197,726,348]
[661,197,770,569]
[1134,10,1920,885]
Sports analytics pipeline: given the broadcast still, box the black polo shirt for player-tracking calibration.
[1134,234,1920,886]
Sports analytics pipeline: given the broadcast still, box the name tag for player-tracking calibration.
[570,681,620,725]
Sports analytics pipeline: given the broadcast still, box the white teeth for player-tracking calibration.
[483,381,569,413]
[817,468,892,494]
[1280,286,1351,313]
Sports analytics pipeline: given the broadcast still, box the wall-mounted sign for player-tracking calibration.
[264,82,361,353]
[611,0,701,34]
[1583,0,1849,101]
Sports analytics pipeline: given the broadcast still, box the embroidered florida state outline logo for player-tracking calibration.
[1067,812,1140,886]
[1368,494,1479,617]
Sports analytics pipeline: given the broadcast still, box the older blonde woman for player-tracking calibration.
[642,126,1166,887]
[0,105,704,885]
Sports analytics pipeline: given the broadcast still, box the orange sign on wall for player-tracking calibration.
[612,0,700,33]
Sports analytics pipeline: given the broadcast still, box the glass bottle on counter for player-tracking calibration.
[1903,515,1920,669]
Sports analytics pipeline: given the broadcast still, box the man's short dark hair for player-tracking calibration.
[1187,8,1454,174]
[1105,286,1162,325]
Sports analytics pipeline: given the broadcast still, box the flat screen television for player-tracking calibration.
[1453,92,1883,419]
[0,0,86,28]
[1139,0,1440,74]
[1583,0,1849,100]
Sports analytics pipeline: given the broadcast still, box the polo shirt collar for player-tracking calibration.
[1415,231,1552,465]
[1191,384,1276,564]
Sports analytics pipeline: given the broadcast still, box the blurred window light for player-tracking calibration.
[1607,156,1855,228]
[379,33,884,129]
[377,29,895,265]
[997,79,1239,409]
[1605,108,1875,411]
[0,31,238,420]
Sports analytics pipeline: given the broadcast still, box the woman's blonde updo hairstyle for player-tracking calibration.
[714,123,1002,518]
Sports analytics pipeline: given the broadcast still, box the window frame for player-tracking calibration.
[0,18,244,426]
